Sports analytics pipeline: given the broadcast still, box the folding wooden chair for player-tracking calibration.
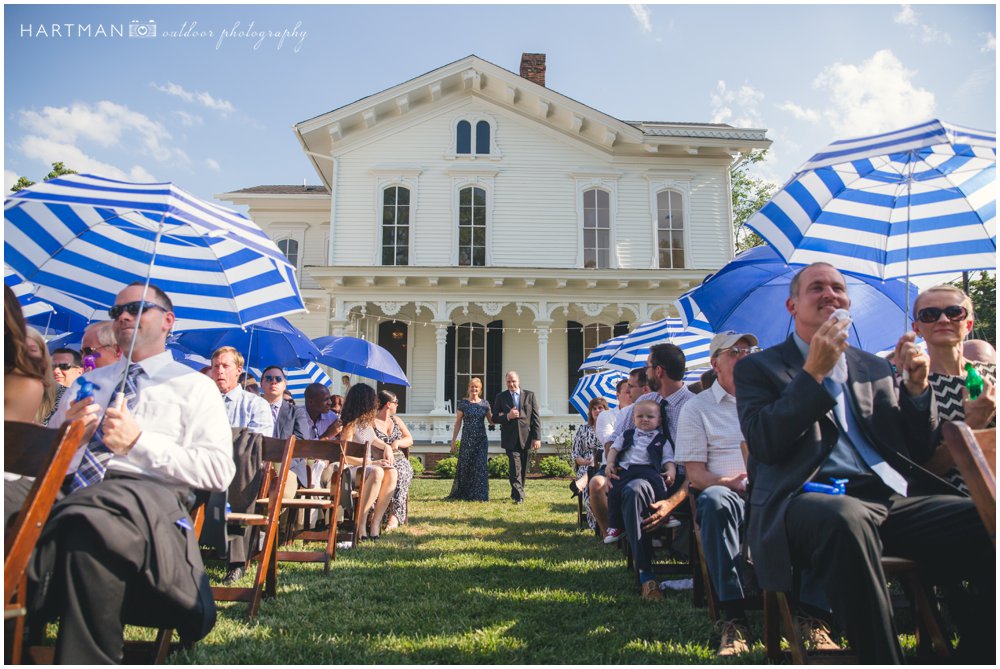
[211,435,295,618]
[942,422,995,545]
[4,419,86,664]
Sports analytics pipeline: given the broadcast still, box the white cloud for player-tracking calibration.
[175,110,203,127]
[812,49,935,136]
[778,101,820,123]
[981,32,996,53]
[151,81,235,115]
[5,170,20,192]
[893,4,951,44]
[629,4,652,34]
[710,80,765,128]
[205,158,220,171]
[18,135,155,182]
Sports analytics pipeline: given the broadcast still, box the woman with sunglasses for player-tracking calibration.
[373,389,415,531]
[912,285,995,491]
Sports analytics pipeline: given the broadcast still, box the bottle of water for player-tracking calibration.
[964,362,984,401]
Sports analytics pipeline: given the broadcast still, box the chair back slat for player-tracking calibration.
[943,422,996,545]
[292,438,350,463]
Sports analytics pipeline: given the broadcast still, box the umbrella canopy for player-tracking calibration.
[569,370,626,419]
[171,317,321,370]
[7,267,110,334]
[579,333,630,371]
[250,361,333,404]
[314,336,410,386]
[4,173,305,330]
[745,119,996,280]
[592,317,714,373]
[675,245,919,352]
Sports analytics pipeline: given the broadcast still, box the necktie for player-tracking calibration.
[513,392,519,408]
[69,363,143,492]
[271,402,280,422]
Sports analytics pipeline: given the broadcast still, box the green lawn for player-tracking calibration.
[172,477,768,664]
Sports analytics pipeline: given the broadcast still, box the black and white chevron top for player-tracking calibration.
[928,360,996,493]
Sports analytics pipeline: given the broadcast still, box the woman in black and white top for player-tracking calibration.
[373,389,414,531]
[912,284,995,491]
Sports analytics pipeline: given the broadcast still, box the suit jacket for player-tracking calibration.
[492,388,541,452]
[273,400,297,440]
[733,335,954,591]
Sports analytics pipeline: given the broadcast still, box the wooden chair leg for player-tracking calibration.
[152,628,174,664]
[763,590,783,663]
[902,572,951,658]
[777,591,808,664]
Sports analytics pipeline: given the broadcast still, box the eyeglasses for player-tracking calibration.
[916,305,968,324]
[53,363,81,371]
[108,301,168,319]
[724,346,761,358]
[262,375,285,383]
[81,345,112,357]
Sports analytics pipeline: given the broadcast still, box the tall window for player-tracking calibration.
[582,323,613,364]
[381,186,410,266]
[458,186,486,266]
[657,190,685,269]
[583,188,611,269]
[455,323,486,401]
[456,121,472,154]
[276,238,299,269]
[475,121,490,154]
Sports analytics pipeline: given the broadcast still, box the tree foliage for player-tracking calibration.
[10,161,78,192]
[953,271,996,346]
[731,150,777,253]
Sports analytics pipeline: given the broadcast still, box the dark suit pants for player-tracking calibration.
[608,465,667,531]
[786,487,994,664]
[506,448,530,502]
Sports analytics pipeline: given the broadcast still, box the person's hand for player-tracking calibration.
[964,380,996,429]
[723,472,749,494]
[383,448,395,466]
[641,499,674,532]
[450,442,457,455]
[66,395,102,442]
[321,419,343,440]
[100,394,142,455]
[661,462,677,488]
[508,407,520,420]
[531,439,541,450]
[802,317,850,383]
[894,331,929,395]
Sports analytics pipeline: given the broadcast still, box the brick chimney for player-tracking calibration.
[519,53,546,87]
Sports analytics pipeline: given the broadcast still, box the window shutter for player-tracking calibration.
[567,320,583,413]
[445,325,456,410]
[614,321,629,337]
[486,320,503,405]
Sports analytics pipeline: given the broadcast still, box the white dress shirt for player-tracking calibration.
[595,406,621,446]
[675,380,747,479]
[52,351,235,492]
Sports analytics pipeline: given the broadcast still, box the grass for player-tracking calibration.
[168,477,769,664]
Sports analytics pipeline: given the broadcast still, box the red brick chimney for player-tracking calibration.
[519,53,546,87]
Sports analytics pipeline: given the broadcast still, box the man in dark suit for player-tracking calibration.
[492,370,541,503]
[734,262,993,663]
[261,365,297,440]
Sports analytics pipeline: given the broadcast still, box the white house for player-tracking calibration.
[219,53,770,463]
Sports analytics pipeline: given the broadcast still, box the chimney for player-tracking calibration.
[519,53,546,87]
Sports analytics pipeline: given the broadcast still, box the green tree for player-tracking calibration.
[731,149,777,253]
[10,161,78,192]
[954,271,996,346]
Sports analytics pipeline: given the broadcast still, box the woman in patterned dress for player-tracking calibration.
[373,389,414,531]
[447,377,493,501]
[571,397,608,530]
[912,285,996,490]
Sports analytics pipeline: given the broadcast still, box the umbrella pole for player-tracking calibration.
[904,153,915,333]
[116,223,165,401]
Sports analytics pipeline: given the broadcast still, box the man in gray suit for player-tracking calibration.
[492,370,541,503]
[734,262,993,663]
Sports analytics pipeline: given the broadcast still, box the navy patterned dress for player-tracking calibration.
[447,399,491,501]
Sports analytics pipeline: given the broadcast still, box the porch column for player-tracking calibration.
[533,319,553,416]
[329,318,350,337]
[430,320,450,415]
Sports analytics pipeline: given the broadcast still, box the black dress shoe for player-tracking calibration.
[222,565,245,585]
[569,481,581,498]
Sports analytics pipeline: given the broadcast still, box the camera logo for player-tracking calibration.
[129,20,157,38]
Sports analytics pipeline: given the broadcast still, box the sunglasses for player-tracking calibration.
[916,305,968,324]
[724,346,761,358]
[108,301,168,320]
[263,374,285,383]
[81,345,112,357]
[53,362,81,371]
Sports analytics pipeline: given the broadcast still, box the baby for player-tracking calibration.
[603,399,678,544]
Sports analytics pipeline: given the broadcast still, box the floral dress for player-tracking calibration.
[447,399,491,501]
[928,361,996,493]
[373,417,414,524]
[571,423,602,530]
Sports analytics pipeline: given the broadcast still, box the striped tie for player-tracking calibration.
[68,363,143,492]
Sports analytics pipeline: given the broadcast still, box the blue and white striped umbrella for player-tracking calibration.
[4,173,305,331]
[579,333,630,371]
[5,266,52,319]
[569,370,626,419]
[251,362,333,404]
[745,119,996,280]
[600,317,714,373]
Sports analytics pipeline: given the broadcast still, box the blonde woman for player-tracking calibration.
[24,327,66,426]
[447,377,493,501]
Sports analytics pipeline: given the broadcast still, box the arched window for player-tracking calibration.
[455,322,487,401]
[583,188,611,269]
[276,238,299,269]
[657,190,685,269]
[456,120,472,155]
[381,186,410,266]
[475,120,490,155]
[458,186,486,267]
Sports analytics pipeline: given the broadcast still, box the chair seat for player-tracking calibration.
[278,499,334,509]
[226,512,267,524]
[296,487,331,496]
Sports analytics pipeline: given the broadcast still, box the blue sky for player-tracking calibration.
[4,3,996,208]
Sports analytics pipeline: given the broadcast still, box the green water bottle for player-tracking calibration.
[964,362,984,400]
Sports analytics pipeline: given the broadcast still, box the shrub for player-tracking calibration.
[435,456,458,478]
[538,455,574,478]
[487,455,509,479]
[409,455,424,476]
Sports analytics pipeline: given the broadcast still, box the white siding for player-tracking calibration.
[409,323,437,413]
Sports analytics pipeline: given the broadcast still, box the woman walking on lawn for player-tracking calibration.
[447,377,493,501]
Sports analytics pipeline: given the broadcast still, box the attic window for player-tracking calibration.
[452,116,499,158]
[457,121,472,154]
